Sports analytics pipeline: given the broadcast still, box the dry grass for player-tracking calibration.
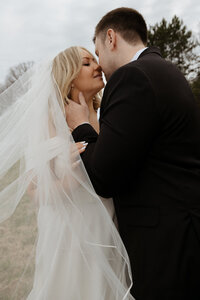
[0,164,38,300]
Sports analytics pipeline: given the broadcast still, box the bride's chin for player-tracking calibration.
[93,85,104,95]
[88,83,104,97]
[99,81,105,90]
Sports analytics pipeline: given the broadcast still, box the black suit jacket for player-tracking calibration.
[72,47,200,300]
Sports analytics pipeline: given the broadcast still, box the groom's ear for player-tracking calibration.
[105,29,116,51]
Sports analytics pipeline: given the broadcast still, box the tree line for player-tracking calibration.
[148,15,200,104]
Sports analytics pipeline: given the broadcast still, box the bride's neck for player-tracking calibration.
[71,91,96,116]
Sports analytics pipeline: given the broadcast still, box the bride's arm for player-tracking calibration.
[26,108,87,199]
[26,142,86,199]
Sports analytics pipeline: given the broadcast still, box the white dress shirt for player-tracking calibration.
[131,47,148,62]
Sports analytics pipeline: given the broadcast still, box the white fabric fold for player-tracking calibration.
[0,61,134,300]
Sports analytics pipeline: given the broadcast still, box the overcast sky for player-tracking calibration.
[0,0,199,82]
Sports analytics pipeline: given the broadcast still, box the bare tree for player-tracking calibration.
[0,61,34,114]
[4,61,34,90]
[0,83,5,94]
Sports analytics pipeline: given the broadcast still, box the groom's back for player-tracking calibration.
[113,47,200,299]
[127,47,200,207]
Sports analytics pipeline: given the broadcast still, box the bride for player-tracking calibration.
[0,46,133,299]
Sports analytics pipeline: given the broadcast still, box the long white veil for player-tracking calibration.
[0,60,134,299]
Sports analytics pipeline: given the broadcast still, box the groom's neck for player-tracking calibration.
[115,42,146,69]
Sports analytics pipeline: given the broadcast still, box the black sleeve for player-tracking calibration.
[72,123,98,143]
[72,65,159,197]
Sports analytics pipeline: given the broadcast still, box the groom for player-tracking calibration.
[66,7,200,300]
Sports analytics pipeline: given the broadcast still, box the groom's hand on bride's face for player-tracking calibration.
[65,92,90,131]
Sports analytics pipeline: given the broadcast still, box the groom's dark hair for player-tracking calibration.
[93,7,147,45]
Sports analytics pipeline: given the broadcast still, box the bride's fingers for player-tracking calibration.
[70,142,88,164]
[71,142,88,154]
[77,142,88,153]
[72,159,82,170]
[78,92,87,106]
[71,148,87,170]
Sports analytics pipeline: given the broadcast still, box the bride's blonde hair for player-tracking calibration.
[52,46,101,111]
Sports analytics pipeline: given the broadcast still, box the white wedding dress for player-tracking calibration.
[0,61,133,300]
[28,193,120,299]
[28,199,118,300]
[27,109,120,300]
